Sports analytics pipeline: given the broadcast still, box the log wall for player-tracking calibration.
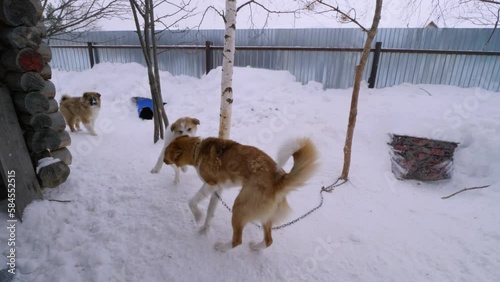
[0,0,72,218]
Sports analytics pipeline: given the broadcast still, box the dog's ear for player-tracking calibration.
[170,123,177,132]
[191,118,200,125]
[96,92,101,98]
[83,92,89,99]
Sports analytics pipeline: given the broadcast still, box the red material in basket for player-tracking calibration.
[389,134,459,181]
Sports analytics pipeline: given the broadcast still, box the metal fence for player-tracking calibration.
[49,28,500,91]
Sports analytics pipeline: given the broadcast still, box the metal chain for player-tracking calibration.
[214,177,348,230]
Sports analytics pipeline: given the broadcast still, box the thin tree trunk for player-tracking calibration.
[130,1,147,61]
[218,0,237,139]
[129,0,168,143]
[340,0,383,180]
[151,32,169,136]
[149,0,167,139]
[143,0,160,142]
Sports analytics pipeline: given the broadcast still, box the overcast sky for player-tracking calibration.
[98,0,497,30]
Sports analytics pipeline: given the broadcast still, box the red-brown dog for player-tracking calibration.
[164,136,318,252]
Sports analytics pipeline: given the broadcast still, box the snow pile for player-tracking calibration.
[36,157,62,174]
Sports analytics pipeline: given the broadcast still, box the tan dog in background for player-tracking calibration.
[60,92,101,136]
[151,117,200,184]
[163,136,318,252]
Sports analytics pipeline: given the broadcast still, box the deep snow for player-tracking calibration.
[1,63,499,282]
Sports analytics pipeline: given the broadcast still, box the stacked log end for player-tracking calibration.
[1,0,71,190]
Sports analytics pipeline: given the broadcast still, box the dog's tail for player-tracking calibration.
[60,95,70,102]
[276,138,319,193]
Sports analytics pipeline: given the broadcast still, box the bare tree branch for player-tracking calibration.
[42,0,49,11]
[480,0,500,5]
[197,5,226,26]
[237,0,299,15]
[155,1,197,30]
[483,7,500,49]
[48,199,72,203]
[441,185,491,199]
[301,0,368,31]
[198,0,303,30]
[403,0,500,27]
[43,0,130,38]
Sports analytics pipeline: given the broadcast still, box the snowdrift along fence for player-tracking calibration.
[48,28,500,92]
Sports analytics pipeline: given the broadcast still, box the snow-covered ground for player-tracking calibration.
[1,63,499,282]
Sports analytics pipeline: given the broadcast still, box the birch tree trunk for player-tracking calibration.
[340,0,383,180]
[218,0,237,139]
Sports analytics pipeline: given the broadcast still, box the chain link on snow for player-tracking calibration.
[214,177,347,230]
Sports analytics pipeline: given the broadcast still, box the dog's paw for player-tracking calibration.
[150,169,159,174]
[214,241,232,252]
[89,132,98,136]
[180,166,188,173]
[249,241,266,251]
[189,206,203,223]
[193,210,202,223]
[198,225,210,235]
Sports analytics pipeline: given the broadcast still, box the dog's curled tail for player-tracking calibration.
[60,95,70,102]
[277,138,319,192]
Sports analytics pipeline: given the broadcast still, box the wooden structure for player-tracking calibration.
[0,0,72,219]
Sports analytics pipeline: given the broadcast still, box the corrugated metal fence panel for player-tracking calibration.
[51,47,89,71]
[375,28,498,50]
[158,49,205,77]
[373,28,500,91]
[48,28,500,91]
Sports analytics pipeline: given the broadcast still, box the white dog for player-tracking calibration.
[150,117,200,183]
